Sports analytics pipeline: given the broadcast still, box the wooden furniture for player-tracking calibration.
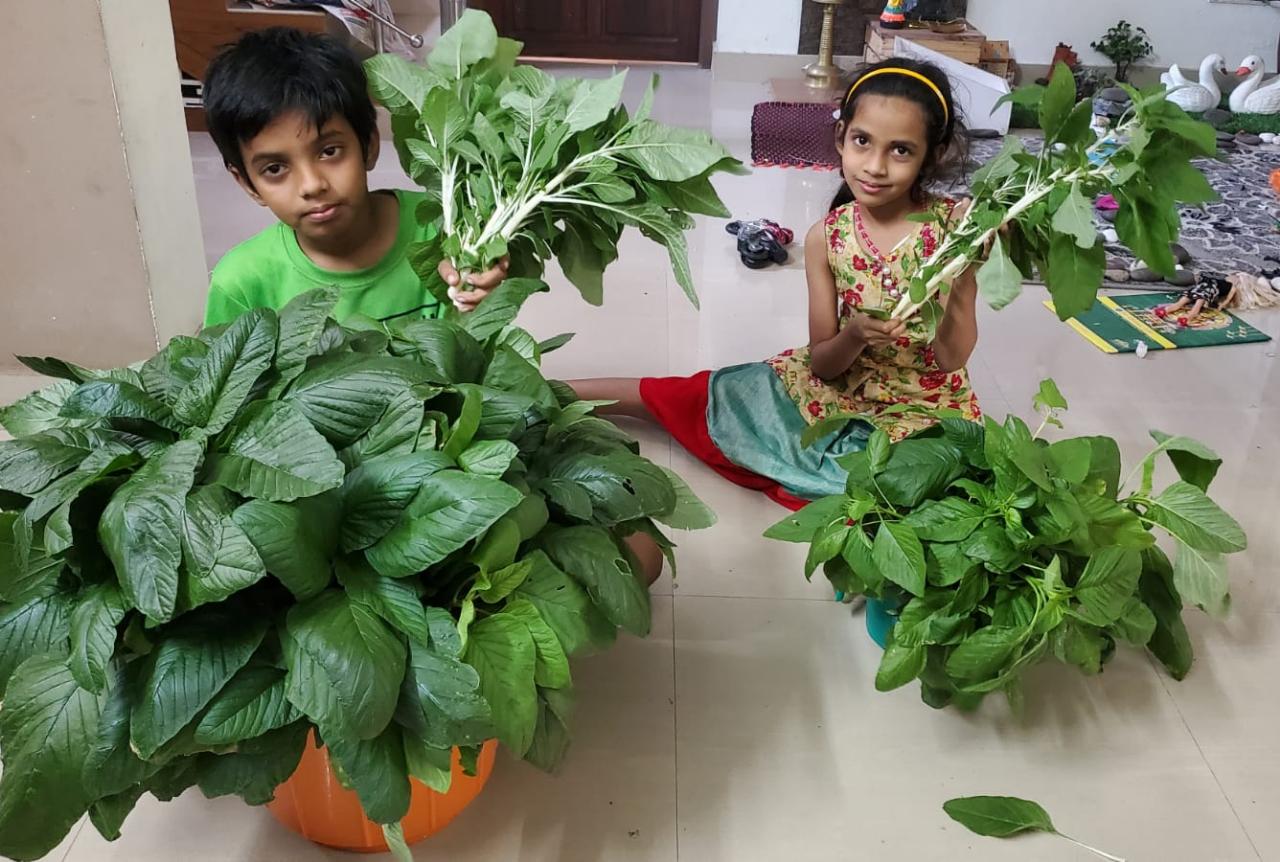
[864,18,984,65]
[468,0,718,66]
[169,0,328,131]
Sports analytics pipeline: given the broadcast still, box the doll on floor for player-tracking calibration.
[1156,268,1280,326]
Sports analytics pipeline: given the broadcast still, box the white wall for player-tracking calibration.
[967,0,1280,69]
[716,0,803,54]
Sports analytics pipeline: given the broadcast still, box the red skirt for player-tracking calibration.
[639,372,809,511]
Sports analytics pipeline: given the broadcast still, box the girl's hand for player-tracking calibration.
[849,312,908,348]
[438,257,511,313]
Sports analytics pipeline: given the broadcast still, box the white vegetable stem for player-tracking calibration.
[891,121,1133,322]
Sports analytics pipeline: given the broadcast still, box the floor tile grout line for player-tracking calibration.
[1143,652,1265,861]
[57,816,88,862]
[670,590,680,862]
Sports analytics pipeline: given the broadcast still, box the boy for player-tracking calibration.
[201,27,504,327]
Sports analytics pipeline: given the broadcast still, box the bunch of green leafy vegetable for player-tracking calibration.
[364,9,745,309]
[0,283,713,862]
[891,62,1218,326]
[767,380,1245,711]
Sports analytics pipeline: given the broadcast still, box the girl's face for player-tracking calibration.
[837,94,930,210]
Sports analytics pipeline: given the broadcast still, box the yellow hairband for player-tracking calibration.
[843,68,950,123]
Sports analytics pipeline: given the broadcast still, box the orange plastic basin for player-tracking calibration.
[266,734,498,852]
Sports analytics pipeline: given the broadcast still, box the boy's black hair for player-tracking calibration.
[203,27,377,182]
[829,58,968,210]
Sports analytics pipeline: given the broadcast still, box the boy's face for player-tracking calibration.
[231,110,378,244]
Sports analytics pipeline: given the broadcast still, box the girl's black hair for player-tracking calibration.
[203,28,378,184]
[829,58,968,211]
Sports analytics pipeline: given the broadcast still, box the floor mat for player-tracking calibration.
[1045,292,1273,354]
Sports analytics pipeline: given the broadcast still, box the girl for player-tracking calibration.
[573,58,984,513]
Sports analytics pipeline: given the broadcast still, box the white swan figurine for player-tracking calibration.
[1161,54,1225,113]
[1229,55,1280,115]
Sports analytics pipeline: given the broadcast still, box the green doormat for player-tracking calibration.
[1045,292,1273,354]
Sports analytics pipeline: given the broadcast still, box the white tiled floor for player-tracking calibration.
[9,59,1280,861]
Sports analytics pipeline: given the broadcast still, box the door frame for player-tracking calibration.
[698,0,719,68]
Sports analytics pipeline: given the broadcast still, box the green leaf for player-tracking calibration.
[399,638,493,748]
[543,526,650,637]
[514,550,616,655]
[0,432,93,495]
[505,598,572,689]
[340,451,453,551]
[653,466,716,530]
[383,821,414,862]
[0,381,89,437]
[464,613,538,756]
[207,402,344,502]
[364,52,436,114]
[1140,547,1194,679]
[1045,234,1105,321]
[1110,597,1157,646]
[234,495,339,600]
[901,497,986,542]
[272,288,339,391]
[764,495,847,542]
[970,135,1026,186]
[430,8,499,78]
[337,559,431,645]
[100,440,202,622]
[943,795,1056,838]
[872,521,926,597]
[459,439,519,477]
[179,488,267,611]
[443,388,483,464]
[1045,437,1091,485]
[525,688,574,772]
[565,71,627,132]
[1116,191,1176,279]
[88,786,146,842]
[173,308,278,434]
[876,437,967,508]
[972,233,1024,311]
[1074,547,1142,626]
[1172,539,1230,617]
[194,665,296,746]
[325,724,412,823]
[1034,378,1068,412]
[1039,62,1077,138]
[68,582,126,693]
[402,734,454,794]
[397,319,486,386]
[284,357,424,447]
[83,663,157,798]
[195,721,308,806]
[1051,183,1098,250]
[945,626,1025,680]
[867,429,892,473]
[457,278,550,343]
[545,450,676,525]
[130,606,267,758]
[1084,436,1122,498]
[618,120,735,183]
[1143,481,1246,553]
[0,655,108,861]
[367,470,523,578]
[0,593,71,699]
[60,380,180,431]
[1147,431,1222,492]
[875,637,927,692]
[283,590,406,740]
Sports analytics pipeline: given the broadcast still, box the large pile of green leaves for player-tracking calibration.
[893,63,1219,326]
[767,381,1246,710]
[0,284,712,861]
[364,9,745,309]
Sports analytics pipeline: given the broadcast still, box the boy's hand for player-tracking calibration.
[439,257,510,314]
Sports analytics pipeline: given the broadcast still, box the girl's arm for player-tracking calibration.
[805,221,906,381]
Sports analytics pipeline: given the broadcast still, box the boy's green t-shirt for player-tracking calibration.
[204,189,444,326]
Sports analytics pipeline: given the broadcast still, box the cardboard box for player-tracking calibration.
[865,20,984,66]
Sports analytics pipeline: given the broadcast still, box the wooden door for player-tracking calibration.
[468,0,714,65]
